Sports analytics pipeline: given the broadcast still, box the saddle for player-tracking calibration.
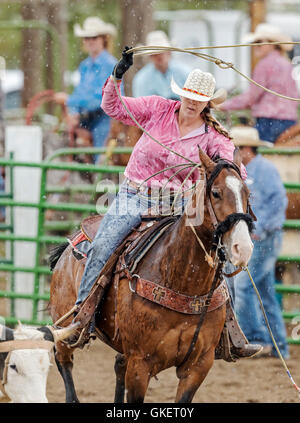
[69,214,179,344]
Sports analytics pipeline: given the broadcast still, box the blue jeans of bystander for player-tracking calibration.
[255,118,296,143]
[234,231,289,358]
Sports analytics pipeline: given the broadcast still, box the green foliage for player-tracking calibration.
[0,0,249,71]
[0,2,22,68]
[156,0,248,12]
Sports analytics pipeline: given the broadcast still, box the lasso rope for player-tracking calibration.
[128,43,300,102]
[244,266,300,398]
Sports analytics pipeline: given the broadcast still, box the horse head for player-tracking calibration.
[194,148,254,268]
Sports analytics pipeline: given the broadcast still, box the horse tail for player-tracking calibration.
[49,242,69,271]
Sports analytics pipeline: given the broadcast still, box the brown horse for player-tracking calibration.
[49,149,254,403]
[105,119,142,166]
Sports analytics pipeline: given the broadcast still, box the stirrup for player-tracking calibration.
[53,305,81,327]
[64,312,97,350]
[215,301,262,362]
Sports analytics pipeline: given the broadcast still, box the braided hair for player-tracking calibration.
[201,106,232,139]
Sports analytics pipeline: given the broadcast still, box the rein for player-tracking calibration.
[180,160,254,366]
[180,261,224,367]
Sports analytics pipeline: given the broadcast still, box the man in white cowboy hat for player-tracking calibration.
[54,17,119,157]
[230,125,289,358]
[220,23,299,143]
[132,30,190,100]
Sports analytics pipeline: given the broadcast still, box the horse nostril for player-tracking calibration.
[232,243,240,257]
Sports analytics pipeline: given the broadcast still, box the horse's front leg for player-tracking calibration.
[114,353,127,403]
[125,356,151,403]
[175,347,215,403]
[54,344,79,403]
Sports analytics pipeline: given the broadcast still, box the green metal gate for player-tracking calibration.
[0,147,130,326]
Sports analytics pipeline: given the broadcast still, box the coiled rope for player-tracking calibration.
[128,41,300,101]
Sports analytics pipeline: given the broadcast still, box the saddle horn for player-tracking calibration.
[51,322,80,343]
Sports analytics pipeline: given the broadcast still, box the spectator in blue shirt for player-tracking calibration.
[54,17,118,155]
[230,126,289,359]
[132,31,190,99]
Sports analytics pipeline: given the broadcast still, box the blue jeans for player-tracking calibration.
[80,114,111,162]
[234,231,289,358]
[76,182,186,304]
[255,118,296,143]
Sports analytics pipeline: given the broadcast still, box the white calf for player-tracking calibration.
[0,322,78,402]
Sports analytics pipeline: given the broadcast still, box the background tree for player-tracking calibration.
[20,0,44,107]
[120,0,154,95]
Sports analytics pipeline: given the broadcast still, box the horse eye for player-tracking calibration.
[212,190,221,199]
[9,364,18,372]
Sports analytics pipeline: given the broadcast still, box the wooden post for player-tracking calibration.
[44,0,67,93]
[21,0,44,107]
[249,0,267,71]
[44,0,67,114]
[120,0,154,96]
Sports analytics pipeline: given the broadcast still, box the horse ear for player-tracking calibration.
[198,146,214,170]
[233,147,242,168]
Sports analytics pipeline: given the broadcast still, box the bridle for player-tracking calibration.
[205,159,255,262]
[181,159,255,366]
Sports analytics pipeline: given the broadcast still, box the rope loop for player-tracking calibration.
[127,43,300,102]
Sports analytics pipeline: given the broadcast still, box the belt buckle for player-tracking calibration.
[128,274,140,293]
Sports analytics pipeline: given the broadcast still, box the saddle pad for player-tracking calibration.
[68,215,172,263]
[81,215,104,242]
[80,214,167,243]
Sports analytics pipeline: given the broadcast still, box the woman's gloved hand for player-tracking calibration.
[112,46,133,79]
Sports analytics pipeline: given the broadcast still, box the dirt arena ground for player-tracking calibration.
[46,340,300,403]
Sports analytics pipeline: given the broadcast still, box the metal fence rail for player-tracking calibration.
[0,148,127,325]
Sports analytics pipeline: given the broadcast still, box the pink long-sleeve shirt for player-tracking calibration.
[222,50,299,120]
[102,77,246,189]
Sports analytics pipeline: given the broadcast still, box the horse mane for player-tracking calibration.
[49,242,69,271]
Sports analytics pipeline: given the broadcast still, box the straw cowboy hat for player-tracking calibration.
[171,69,227,107]
[230,126,273,147]
[74,17,117,38]
[145,30,172,55]
[242,23,293,51]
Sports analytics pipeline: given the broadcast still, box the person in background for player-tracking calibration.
[230,125,289,359]
[132,30,190,100]
[54,17,118,153]
[220,24,298,143]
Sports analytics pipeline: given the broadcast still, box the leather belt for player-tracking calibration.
[125,179,179,198]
